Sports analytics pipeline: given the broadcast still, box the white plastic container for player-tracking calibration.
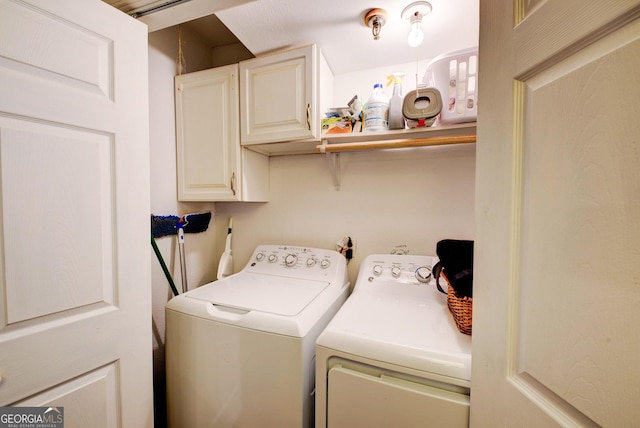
[363,83,389,132]
[423,47,478,124]
[387,73,406,130]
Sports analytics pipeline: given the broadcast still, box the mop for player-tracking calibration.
[151,212,212,296]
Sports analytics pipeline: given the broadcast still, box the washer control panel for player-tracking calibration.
[245,245,345,281]
[359,254,439,288]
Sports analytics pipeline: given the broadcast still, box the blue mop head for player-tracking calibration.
[183,211,212,234]
[151,212,212,238]
[151,215,180,238]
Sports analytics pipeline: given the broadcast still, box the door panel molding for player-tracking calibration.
[514,1,640,78]
[0,1,113,98]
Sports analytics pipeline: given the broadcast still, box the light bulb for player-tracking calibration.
[407,20,424,47]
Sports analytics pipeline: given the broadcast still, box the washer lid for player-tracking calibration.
[185,273,329,316]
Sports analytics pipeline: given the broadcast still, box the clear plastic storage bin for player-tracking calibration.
[423,47,478,124]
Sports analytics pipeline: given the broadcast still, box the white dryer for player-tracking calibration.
[166,245,350,428]
[315,254,472,428]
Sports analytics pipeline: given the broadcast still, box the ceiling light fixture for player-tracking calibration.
[364,8,388,41]
[401,1,432,47]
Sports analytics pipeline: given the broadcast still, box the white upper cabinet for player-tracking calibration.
[175,64,268,202]
[239,44,334,148]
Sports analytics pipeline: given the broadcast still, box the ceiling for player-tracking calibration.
[105,0,479,75]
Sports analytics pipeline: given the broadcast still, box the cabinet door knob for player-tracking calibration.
[306,103,311,130]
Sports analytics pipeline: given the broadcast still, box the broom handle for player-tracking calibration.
[178,227,188,293]
[151,234,180,296]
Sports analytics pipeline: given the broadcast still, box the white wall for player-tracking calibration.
[214,144,475,285]
[333,59,432,108]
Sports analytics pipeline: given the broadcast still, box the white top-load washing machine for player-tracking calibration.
[166,244,350,428]
[315,254,472,428]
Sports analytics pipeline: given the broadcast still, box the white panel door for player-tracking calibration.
[0,1,152,427]
[473,0,640,426]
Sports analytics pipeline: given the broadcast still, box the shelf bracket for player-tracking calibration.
[320,139,341,190]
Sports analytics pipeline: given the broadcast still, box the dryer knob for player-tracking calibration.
[268,254,278,263]
[415,266,432,283]
[391,266,401,278]
[285,254,298,267]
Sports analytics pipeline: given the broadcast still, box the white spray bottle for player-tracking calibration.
[387,72,406,130]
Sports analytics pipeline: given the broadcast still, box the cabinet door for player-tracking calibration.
[175,64,241,201]
[240,45,316,145]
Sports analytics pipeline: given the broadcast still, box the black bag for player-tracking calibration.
[433,239,474,298]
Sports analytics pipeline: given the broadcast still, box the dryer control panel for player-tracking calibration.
[357,254,439,289]
[245,245,347,282]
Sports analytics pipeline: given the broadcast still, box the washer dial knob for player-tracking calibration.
[415,266,432,283]
[320,259,331,269]
[285,254,298,267]
[255,253,265,262]
[372,265,383,276]
[391,266,401,278]
[268,254,278,263]
[306,258,316,267]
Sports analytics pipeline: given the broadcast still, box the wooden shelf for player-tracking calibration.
[242,122,476,189]
[317,122,476,149]
[317,133,476,153]
[243,122,476,156]
[317,122,476,189]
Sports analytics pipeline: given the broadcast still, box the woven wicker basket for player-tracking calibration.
[443,274,473,335]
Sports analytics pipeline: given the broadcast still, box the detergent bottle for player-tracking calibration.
[387,72,406,130]
[363,83,389,132]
